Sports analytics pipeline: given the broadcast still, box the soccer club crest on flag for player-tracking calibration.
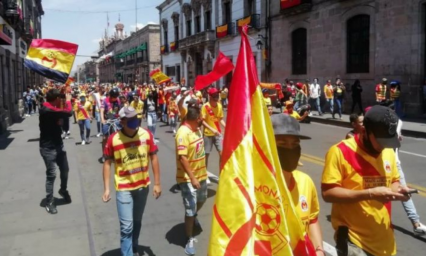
[208,25,316,256]
[24,39,78,83]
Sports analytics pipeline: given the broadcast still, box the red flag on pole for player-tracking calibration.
[194,52,234,90]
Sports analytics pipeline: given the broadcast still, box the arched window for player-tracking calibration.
[292,28,307,75]
[347,14,370,73]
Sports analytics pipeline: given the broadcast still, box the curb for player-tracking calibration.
[310,117,426,139]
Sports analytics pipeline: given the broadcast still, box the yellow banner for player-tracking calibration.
[217,24,228,33]
[238,16,252,27]
[26,47,75,74]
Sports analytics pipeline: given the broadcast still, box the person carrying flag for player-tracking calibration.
[39,89,73,214]
[201,88,226,172]
[74,94,93,145]
[271,114,325,255]
[175,102,207,256]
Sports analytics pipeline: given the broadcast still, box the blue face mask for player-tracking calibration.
[126,118,139,130]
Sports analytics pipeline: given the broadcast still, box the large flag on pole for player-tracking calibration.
[194,52,234,90]
[24,39,78,84]
[208,26,315,256]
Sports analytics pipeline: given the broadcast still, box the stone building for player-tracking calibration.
[269,0,426,116]
[0,0,44,133]
[157,0,267,87]
[97,21,161,84]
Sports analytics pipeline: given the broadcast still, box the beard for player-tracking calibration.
[277,146,301,172]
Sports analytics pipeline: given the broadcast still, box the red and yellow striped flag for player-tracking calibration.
[208,25,315,256]
[216,24,228,38]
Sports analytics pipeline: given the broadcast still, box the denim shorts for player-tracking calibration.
[204,135,223,154]
[179,180,208,217]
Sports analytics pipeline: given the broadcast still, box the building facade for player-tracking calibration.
[0,0,43,133]
[157,0,267,88]
[270,0,426,116]
[97,22,161,84]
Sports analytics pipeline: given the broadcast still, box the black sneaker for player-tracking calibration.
[45,201,58,214]
[59,189,72,203]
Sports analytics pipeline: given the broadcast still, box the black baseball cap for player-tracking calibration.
[271,114,311,140]
[364,105,400,148]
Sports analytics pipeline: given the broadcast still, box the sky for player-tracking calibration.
[42,0,164,74]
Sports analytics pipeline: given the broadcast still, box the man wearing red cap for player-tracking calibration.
[201,87,226,173]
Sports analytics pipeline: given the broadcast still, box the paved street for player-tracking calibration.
[1,114,426,256]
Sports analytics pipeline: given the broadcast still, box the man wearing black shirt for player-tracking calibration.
[39,89,73,214]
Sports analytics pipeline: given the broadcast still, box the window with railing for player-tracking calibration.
[166,66,176,77]
[174,25,179,48]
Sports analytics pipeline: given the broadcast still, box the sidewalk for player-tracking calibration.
[309,113,426,138]
[0,115,92,256]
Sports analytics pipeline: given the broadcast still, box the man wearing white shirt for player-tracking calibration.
[309,78,322,116]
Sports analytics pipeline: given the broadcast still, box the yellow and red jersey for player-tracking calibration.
[322,135,399,256]
[376,84,387,101]
[175,124,207,183]
[74,101,92,121]
[390,87,400,100]
[289,170,320,234]
[324,84,334,99]
[168,101,178,117]
[104,128,158,191]
[201,102,224,136]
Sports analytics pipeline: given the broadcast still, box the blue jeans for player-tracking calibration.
[335,98,343,118]
[397,161,420,224]
[161,104,167,122]
[147,112,157,137]
[94,112,101,133]
[116,187,149,256]
[325,98,334,114]
[169,115,177,130]
[393,99,402,117]
[78,119,91,141]
[309,97,322,114]
[294,100,300,111]
[25,101,32,114]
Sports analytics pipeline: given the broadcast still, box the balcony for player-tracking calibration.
[178,30,216,50]
[280,0,312,16]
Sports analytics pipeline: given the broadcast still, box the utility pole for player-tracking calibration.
[135,0,138,31]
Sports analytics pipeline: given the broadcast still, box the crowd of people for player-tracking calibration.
[34,77,424,256]
[261,78,403,121]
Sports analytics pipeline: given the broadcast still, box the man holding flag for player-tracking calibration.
[208,25,315,255]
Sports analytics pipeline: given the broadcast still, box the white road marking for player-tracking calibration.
[323,242,337,256]
[208,171,338,256]
[400,150,426,158]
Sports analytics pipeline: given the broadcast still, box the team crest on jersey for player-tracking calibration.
[299,195,308,212]
[384,160,391,173]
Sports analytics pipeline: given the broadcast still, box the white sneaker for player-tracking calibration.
[96,133,102,137]
[414,222,426,236]
[154,139,159,143]
[206,177,211,185]
[67,131,71,135]
[173,129,176,134]
[81,140,86,145]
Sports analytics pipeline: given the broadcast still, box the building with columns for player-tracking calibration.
[157,0,267,88]
[97,21,161,84]
[269,0,426,116]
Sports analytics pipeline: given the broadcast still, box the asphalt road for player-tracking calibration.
[0,115,425,256]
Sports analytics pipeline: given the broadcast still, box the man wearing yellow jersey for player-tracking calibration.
[201,88,226,171]
[102,106,161,256]
[271,114,325,255]
[130,95,144,126]
[324,80,334,116]
[283,101,308,122]
[175,104,207,256]
[74,94,93,145]
[322,105,410,256]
